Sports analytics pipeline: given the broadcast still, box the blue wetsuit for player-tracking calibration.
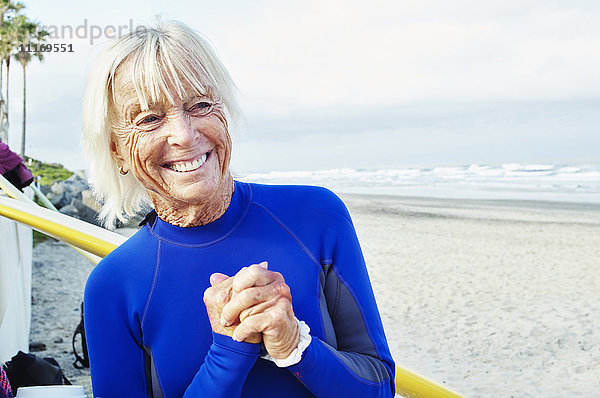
[84,181,395,397]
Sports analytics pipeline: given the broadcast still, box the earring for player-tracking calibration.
[119,167,128,175]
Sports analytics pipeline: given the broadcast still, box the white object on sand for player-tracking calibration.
[16,385,86,397]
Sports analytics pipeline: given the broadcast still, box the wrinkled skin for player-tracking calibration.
[205,263,300,359]
[109,58,234,228]
[109,59,299,357]
[203,271,263,344]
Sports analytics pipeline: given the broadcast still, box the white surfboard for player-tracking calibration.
[0,195,125,258]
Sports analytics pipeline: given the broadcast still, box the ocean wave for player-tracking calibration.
[238,163,600,203]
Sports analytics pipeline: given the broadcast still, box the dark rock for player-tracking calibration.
[29,341,46,351]
[64,174,89,199]
[47,174,91,209]
[47,181,71,209]
[81,190,102,212]
[40,184,51,195]
[59,198,101,226]
[54,337,63,344]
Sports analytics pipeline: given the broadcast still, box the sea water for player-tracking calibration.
[238,163,600,204]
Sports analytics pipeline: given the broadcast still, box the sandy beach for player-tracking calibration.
[343,194,600,397]
[30,194,600,397]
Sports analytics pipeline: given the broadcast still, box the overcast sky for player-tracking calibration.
[3,0,599,172]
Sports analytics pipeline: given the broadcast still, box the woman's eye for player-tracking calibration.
[137,115,159,125]
[192,102,212,112]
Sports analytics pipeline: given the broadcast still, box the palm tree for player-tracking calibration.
[1,18,17,125]
[0,28,10,142]
[0,0,24,142]
[13,15,46,156]
[0,0,23,22]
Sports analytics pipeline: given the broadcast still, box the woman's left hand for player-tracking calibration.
[203,273,262,343]
[217,262,300,359]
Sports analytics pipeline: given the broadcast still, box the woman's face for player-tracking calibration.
[109,59,232,210]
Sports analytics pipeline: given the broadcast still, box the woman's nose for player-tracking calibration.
[166,112,198,147]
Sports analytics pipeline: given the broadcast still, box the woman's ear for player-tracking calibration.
[110,136,127,171]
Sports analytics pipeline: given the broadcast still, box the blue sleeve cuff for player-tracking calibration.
[182,332,261,396]
[211,331,262,356]
[287,335,315,372]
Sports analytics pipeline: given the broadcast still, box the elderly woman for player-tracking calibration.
[82,20,395,398]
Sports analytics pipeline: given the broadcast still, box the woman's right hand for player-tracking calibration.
[203,273,263,344]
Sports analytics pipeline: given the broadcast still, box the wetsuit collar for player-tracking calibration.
[150,180,250,246]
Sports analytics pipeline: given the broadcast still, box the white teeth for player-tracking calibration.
[167,152,209,172]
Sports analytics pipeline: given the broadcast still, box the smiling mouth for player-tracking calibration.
[163,151,211,173]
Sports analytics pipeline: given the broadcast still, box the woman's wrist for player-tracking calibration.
[212,331,262,355]
[261,318,311,367]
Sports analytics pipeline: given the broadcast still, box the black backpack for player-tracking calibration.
[3,351,70,392]
[72,302,89,369]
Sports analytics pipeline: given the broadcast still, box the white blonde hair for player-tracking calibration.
[82,19,240,229]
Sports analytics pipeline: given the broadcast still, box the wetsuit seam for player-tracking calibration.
[314,267,327,341]
[145,182,253,248]
[332,265,387,367]
[146,207,250,247]
[249,200,329,341]
[333,274,341,319]
[249,202,321,269]
[319,340,389,387]
[141,240,161,330]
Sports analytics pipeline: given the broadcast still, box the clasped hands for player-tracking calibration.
[203,262,300,359]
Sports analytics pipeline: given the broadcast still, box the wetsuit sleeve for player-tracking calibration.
[287,210,396,397]
[182,333,260,398]
[84,262,260,398]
